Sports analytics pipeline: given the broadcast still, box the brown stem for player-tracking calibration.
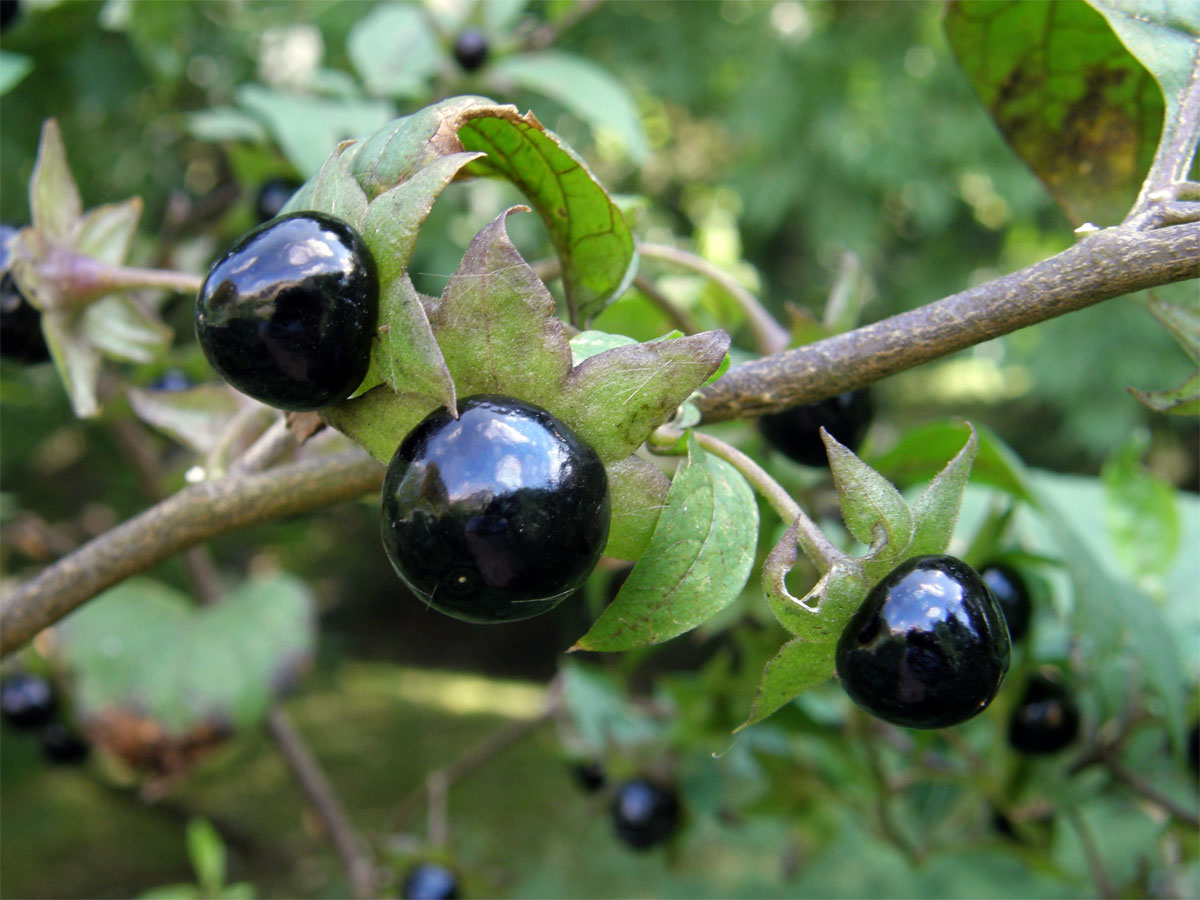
[1102,755,1200,830]
[1066,809,1116,899]
[0,450,383,657]
[267,709,376,899]
[1128,62,1200,221]
[695,222,1199,422]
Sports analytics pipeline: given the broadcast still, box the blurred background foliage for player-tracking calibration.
[1,1,1197,898]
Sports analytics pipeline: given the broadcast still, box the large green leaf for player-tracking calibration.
[55,575,315,737]
[346,3,441,99]
[1102,433,1181,581]
[429,208,575,410]
[945,0,1162,225]
[573,433,758,651]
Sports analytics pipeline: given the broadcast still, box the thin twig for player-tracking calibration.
[394,679,563,829]
[637,242,790,355]
[1127,62,1200,220]
[695,222,1199,422]
[854,711,924,864]
[0,450,383,656]
[266,709,376,899]
[1101,755,1200,830]
[1066,808,1116,899]
[230,416,297,475]
[632,274,703,335]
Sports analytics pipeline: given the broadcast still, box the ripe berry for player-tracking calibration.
[979,561,1032,643]
[835,555,1011,729]
[0,225,50,364]
[254,176,302,224]
[401,862,459,900]
[611,779,681,850]
[40,721,90,765]
[452,28,489,71]
[1,674,57,729]
[381,395,610,623]
[0,0,18,33]
[1007,673,1080,755]
[195,212,378,411]
[758,389,873,467]
[1189,721,1199,776]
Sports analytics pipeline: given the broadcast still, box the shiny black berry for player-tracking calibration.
[572,760,607,793]
[0,0,19,33]
[1,674,57,729]
[453,28,489,71]
[611,779,681,850]
[401,862,459,900]
[759,389,873,467]
[1007,673,1080,755]
[254,176,302,223]
[979,561,1032,643]
[382,395,610,623]
[195,212,378,411]
[835,554,1011,729]
[40,721,90,765]
[1,225,50,364]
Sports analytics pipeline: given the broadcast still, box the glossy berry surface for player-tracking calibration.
[611,779,681,850]
[979,561,1032,643]
[1,224,50,364]
[382,395,610,623]
[1,674,57,729]
[401,862,459,900]
[254,176,302,223]
[40,721,90,765]
[759,389,873,467]
[195,212,378,411]
[835,555,1011,729]
[1007,673,1080,755]
[453,28,489,71]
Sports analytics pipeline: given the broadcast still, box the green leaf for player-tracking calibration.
[429,208,574,409]
[138,885,200,900]
[824,430,914,558]
[0,51,33,96]
[1143,294,1200,364]
[559,659,661,755]
[1101,433,1180,579]
[554,330,730,463]
[126,384,243,455]
[76,198,143,265]
[603,454,670,561]
[186,818,226,897]
[460,112,637,323]
[1128,370,1200,414]
[307,143,369,227]
[1088,0,1200,187]
[29,119,83,244]
[346,4,441,99]
[945,0,1161,226]
[56,574,315,736]
[186,107,268,144]
[907,425,979,557]
[490,51,651,162]
[81,294,173,364]
[319,384,437,464]
[739,638,832,730]
[41,309,101,418]
[364,275,455,411]
[569,329,640,365]
[573,433,758,651]
[236,84,395,177]
[870,419,1037,504]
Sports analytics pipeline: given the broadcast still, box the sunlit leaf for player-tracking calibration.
[0,51,32,96]
[347,4,441,99]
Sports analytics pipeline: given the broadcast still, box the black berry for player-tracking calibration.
[148,369,192,391]
[401,862,459,900]
[611,779,681,850]
[1007,673,1080,755]
[453,28,489,71]
[835,554,1011,729]
[254,176,302,223]
[381,395,610,623]
[979,561,1032,643]
[759,389,873,467]
[195,212,378,411]
[0,0,18,33]
[572,760,607,793]
[1189,721,1199,776]
[0,225,50,364]
[40,721,89,765]
[1,674,57,729]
